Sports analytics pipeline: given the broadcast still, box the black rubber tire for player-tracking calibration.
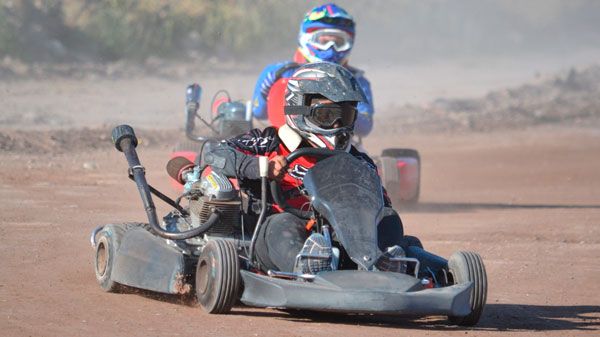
[196,239,241,314]
[94,223,142,292]
[447,251,488,326]
[380,148,421,204]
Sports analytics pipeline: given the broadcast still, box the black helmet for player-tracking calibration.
[283,62,366,150]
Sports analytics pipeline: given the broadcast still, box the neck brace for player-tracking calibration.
[278,124,303,152]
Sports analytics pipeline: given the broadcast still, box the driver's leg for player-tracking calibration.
[377,207,404,250]
[254,212,308,273]
[376,207,407,272]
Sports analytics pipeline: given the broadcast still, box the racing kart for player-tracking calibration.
[91,124,487,326]
[170,81,420,205]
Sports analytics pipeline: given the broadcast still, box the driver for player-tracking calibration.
[206,62,402,275]
[251,3,374,139]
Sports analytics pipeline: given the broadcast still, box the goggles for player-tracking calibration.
[285,103,357,129]
[305,29,353,52]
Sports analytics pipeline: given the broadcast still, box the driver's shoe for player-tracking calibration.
[293,233,333,275]
[375,245,408,273]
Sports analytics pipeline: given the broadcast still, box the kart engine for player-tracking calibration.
[187,171,241,236]
[163,164,241,239]
[214,100,252,139]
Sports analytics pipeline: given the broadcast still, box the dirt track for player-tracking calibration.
[1,61,600,336]
[0,123,598,336]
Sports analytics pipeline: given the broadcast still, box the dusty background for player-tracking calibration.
[1,61,599,336]
[1,1,600,336]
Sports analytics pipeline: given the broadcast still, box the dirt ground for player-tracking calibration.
[1,63,600,336]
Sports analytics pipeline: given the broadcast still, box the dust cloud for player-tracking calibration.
[1,1,599,130]
[328,0,600,109]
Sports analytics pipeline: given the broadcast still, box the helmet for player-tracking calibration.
[284,62,366,151]
[298,3,355,64]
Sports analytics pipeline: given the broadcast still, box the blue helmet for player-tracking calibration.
[298,3,355,64]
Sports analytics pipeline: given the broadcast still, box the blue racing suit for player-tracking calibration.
[251,58,374,137]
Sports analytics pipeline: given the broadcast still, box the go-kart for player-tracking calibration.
[91,124,487,326]
[170,81,420,205]
[167,84,252,190]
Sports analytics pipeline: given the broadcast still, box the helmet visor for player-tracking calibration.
[285,103,358,129]
[306,29,353,52]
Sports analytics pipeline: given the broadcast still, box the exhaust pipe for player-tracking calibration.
[111,125,220,240]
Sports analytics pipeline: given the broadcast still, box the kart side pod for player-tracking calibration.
[111,227,187,294]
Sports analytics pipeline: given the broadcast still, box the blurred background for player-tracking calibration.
[1,0,599,132]
[1,0,599,64]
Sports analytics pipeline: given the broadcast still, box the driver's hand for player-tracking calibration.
[268,155,288,181]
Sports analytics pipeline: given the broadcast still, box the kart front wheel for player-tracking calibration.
[196,239,241,314]
[447,251,488,326]
[94,223,140,292]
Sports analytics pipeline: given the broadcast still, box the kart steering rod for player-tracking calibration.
[284,147,346,164]
[111,125,221,240]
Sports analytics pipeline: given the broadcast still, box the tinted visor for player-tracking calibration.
[306,103,357,129]
[317,17,355,28]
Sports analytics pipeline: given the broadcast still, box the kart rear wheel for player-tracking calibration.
[380,148,420,204]
[196,239,240,314]
[94,223,141,292]
[381,148,419,158]
[447,251,487,326]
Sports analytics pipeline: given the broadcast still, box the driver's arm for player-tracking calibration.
[204,127,285,180]
[204,145,261,179]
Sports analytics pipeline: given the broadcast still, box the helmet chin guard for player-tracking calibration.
[304,128,352,151]
[301,119,353,151]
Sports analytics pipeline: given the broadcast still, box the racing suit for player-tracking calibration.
[205,126,403,273]
[251,51,375,137]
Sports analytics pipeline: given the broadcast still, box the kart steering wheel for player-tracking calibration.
[270,147,346,219]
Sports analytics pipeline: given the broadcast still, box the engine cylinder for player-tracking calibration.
[190,196,240,236]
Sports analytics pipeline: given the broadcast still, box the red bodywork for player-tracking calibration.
[266,78,289,128]
[392,157,420,201]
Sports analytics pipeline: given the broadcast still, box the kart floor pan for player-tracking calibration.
[240,270,472,316]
